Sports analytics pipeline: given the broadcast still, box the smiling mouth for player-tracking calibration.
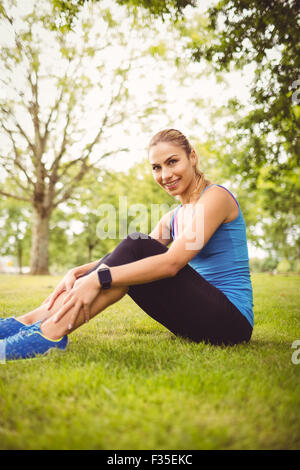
[164,179,181,189]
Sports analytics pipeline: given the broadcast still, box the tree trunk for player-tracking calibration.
[17,239,23,275]
[30,209,50,274]
[88,244,93,263]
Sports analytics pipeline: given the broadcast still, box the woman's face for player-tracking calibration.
[148,141,197,196]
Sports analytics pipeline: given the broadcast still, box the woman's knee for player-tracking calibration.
[125,232,168,259]
[106,232,167,267]
[117,232,148,261]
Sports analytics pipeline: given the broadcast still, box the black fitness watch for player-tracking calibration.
[97,267,112,289]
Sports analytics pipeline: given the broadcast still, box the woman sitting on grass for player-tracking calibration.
[0,129,254,361]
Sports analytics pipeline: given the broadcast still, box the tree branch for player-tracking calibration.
[53,159,89,207]
[0,157,30,194]
[0,106,35,154]
[46,100,75,208]
[52,146,129,207]
[56,156,84,181]
[0,77,30,110]
[81,75,128,160]
[27,67,43,157]
[0,190,31,202]
[42,87,64,149]
[42,60,72,151]
[49,109,72,173]
[0,123,35,187]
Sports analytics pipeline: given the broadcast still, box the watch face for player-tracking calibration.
[98,268,112,288]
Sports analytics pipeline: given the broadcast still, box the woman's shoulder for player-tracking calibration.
[201,183,220,195]
[199,183,235,200]
[198,184,240,223]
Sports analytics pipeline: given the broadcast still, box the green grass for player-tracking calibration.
[0,273,299,450]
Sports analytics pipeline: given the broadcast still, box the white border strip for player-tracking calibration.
[0,341,6,364]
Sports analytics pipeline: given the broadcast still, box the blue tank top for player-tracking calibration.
[171,184,254,327]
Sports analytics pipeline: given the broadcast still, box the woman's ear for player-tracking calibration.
[190,149,198,168]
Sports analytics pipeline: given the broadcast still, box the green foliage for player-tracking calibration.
[0,197,32,271]
[249,257,278,273]
[48,208,75,272]
[189,0,299,176]
[276,258,291,274]
[250,256,300,274]
[294,260,300,274]
[148,41,168,57]
[50,0,196,30]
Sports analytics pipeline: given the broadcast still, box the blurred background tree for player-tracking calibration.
[0,196,32,273]
[50,0,197,29]
[0,0,199,274]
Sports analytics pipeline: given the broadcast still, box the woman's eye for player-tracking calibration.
[152,160,176,171]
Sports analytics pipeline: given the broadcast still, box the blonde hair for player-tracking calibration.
[148,129,211,200]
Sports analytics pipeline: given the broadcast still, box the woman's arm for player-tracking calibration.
[72,259,102,278]
[46,259,103,310]
[149,208,176,246]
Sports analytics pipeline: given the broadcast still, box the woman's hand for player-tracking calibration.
[47,268,78,310]
[53,270,101,329]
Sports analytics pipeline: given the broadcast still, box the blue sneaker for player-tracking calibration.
[0,317,34,340]
[0,322,68,362]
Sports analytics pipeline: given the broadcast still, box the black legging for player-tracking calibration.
[84,232,252,346]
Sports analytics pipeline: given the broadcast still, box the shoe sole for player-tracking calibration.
[0,344,68,364]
